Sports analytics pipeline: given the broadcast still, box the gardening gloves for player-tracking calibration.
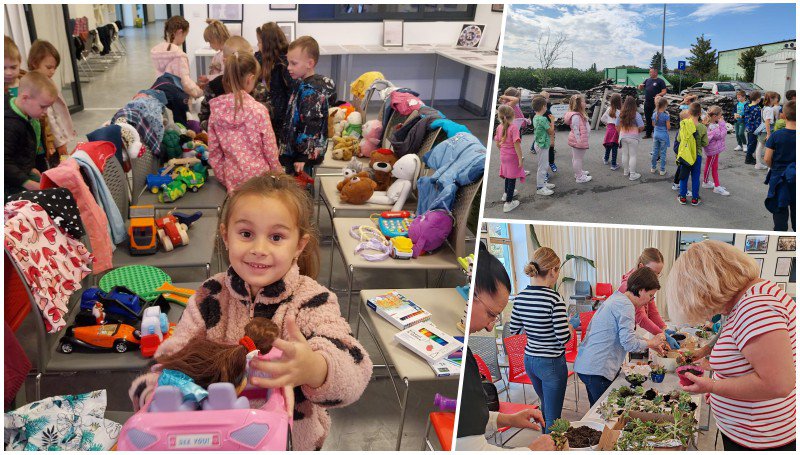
[664,328,676,336]
[664,333,680,350]
[569,314,581,330]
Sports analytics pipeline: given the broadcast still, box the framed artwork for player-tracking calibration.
[276,21,296,42]
[480,222,488,233]
[270,4,297,10]
[676,231,735,256]
[744,234,769,253]
[791,258,796,283]
[776,282,787,291]
[208,4,243,22]
[226,22,243,37]
[491,4,504,12]
[777,236,796,251]
[383,20,404,47]
[456,24,485,48]
[754,258,764,276]
[775,257,792,276]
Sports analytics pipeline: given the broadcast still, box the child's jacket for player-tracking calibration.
[46,93,76,148]
[677,118,698,165]
[704,121,727,156]
[4,96,40,192]
[207,92,282,192]
[150,42,203,98]
[281,74,336,165]
[129,265,372,451]
[743,102,762,133]
[564,111,589,149]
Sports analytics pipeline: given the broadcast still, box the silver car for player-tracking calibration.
[730,81,764,97]
[680,81,737,98]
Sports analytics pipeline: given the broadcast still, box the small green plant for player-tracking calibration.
[549,418,571,450]
[614,409,699,450]
[650,364,666,375]
[676,351,695,367]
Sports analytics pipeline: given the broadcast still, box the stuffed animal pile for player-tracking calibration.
[328,103,365,160]
[332,136,359,160]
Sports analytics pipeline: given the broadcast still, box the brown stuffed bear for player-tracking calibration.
[332,147,354,161]
[339,175,377,205]
[370,148,397,191]
[195,132,209,145]
[332,136,359,161]
[337,171,372,191]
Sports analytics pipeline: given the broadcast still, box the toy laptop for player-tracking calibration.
[377,211,415,238]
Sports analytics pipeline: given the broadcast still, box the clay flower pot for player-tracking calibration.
[676,365,704,386]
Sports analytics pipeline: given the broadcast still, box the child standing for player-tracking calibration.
[200,19,230,85]
[679,94,696,111]
[4,72,57,199]
[615,95,644,181]
[600,93,622,170]
[499,87,531,132]
[672,110,690,191]
[650,97,670,175]
[532,96,555,196]
[129,173,372,451]
[207,51,282,192]
[151,16,203,99]
[281,36,336,175]
[4,36,23,98]
[701,106,729,196]
[676,102,708,206]
[765,100,796,231]
[496,104,524,212]
[733,90,747,151]
[199,36,252,130]
[564,94,592,183]
[255,22,293,145]
[743,90,762,165]
[542,91,558,173]
[755,91,780,170]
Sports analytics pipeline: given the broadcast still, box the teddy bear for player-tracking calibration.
[343,111,363,139]
[328,107,345,138]
[368,153,421,211]
[369,148,398,192]
[359,120,383,157]
[332,136,359,160]
[337,170,371,191]
[342,157,373,180]
[339,175,377,205]
[331,146,354,161]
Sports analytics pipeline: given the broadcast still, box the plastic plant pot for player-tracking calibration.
[676,365,704,386]
[650,372,665,383]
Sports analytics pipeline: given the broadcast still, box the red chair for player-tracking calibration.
[422,412,454,451]
[563,328,580,411]
[503,334,533,404]
[579,311,596,341]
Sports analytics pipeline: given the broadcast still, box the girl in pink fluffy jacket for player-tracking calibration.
[129,173,373,451]
[150,16,203,98]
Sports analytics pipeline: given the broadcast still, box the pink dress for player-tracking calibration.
[495,123,526,182]
[619,267,666,335]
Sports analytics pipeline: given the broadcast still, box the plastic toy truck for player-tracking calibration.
[140,306,176,357]
[129,205,158,255]
[81,286,144,324]
[174,166,205,193]
[117,348,294,450]
[155,214,190,252]
[145,174,173,194]
[58,323,141,354]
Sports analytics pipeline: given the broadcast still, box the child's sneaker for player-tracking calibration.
[500,190,519,202]
[629,172,641,181]
[610,164,619,171]
[691,197,701,206]
[713,186,730,196]
[536,187,554,196]
[576,174,593,183]
[603,159,609,165]
[623,169,629,176]
[550,163,558,173]
[671,183,680,191]
[701,181,715,189]
[503,200,520,212]
[650,168,657,174]
[659,170,666,176]
[543,183,555,189]
[755,163,768,170]
[678,196,687,205]
[525,170,531,176]
[734,145,743,151]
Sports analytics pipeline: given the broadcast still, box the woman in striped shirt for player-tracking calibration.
[508,247,571,433]
[667,240,795,451]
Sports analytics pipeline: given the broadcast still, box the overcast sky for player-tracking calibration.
[502,3,797,70]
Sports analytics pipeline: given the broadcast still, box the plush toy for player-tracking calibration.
[331,147,354,161]
[343,111,363,139]
[332,136,359,160]
[342,158,372,180]
[339,175,377,205]
[337,170,371,191]
[359,120,383,157]
[161,130,183,160]
[195,132,208,145]
[368,153,421,211]
[186,120,203,135]
[370,148,398,191]
[328,108,339,139]
[330,108,348,137]
[181,141,206,160]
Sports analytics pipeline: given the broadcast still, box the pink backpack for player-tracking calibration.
[408,210,454,258]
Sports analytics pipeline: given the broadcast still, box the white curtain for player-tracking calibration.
[29,4,75,92]
[4,4,32,69]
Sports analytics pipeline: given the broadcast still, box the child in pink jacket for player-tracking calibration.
[207,51,282,192]
[701,106,730,196]
[150,16,203,99]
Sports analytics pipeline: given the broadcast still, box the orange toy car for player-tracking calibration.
[58,323,142,354]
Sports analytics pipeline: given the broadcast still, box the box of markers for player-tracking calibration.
[367,291,432,330]
[427,336,464,377]
[394,323,463,362]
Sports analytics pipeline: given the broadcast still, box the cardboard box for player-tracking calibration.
[596,416,687,451]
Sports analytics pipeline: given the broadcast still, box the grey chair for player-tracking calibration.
[570,280,592,308]
[381,111,409,148]
[130,150,157,204]
[469,335,509,399]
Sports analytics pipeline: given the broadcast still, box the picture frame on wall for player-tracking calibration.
[208,4,244,22]
[754,258,764,276]
[226,22,243,37]
[276,21,296,42]
[775,257,792,276]
[743,234,769,253]
[456,24,485,48]
[491,4,504,12]
[777,236,796,251]
[383,19,403,47]
[776,282,787,291]
[480,222,488,233]
[791,258,796,283]
[269,4,297,10]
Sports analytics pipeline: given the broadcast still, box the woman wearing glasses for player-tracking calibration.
[507,247,571,434]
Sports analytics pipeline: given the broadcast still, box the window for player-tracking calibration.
[717,83,735,92]
[486,223,516,294]
[298,4,476,22]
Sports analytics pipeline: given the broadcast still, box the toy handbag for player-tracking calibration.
[408,209,454,258]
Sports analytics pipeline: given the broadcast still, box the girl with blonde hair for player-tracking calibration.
[564,94,592,183]
[201,19,231,83]
[495,104,525,212]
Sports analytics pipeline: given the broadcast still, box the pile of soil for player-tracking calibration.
[566,425,603,448]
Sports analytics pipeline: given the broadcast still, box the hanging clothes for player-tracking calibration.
[71,143,127,245]
[417,133,486,213]
[7,188,85,239]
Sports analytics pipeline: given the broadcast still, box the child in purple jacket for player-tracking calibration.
[701,106,729,196]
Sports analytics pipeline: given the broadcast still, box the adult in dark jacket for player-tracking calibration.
[638,68,667,138]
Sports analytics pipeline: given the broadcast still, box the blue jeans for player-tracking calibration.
[577,373,613,407]
[603,144,618,166]
[734,119,746,146]
[746,131,758,159]
[524,354,568,434]
[651,136,669,171]
[679,154,702,199]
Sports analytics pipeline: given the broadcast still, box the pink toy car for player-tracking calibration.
[117,349,293,450]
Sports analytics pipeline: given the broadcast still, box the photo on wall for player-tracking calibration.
[456,24,485,48]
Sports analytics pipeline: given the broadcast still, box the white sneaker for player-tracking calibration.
[713,186,730,196]
[524,170,531,176]
[576,175,593,183]
[503,200,520,212]
[734,145,743,151]
[623,169,629,176]
[671,183,680,191]
[650,168,657,174]
[582,170,590,176]
[701,182,715,189]
[544,183,556,189]
[659,170,667,176]
[500,190,519,202]
[536,187,554,196]
[629,172,641,181]
[755,163,768,170]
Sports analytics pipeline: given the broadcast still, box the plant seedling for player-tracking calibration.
[549,418,571,450]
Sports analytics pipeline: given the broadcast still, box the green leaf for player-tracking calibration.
[528,225,541,249]
[564,254,596,269]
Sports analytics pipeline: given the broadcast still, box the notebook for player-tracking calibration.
[394,323,463,362]
[367,291,432,330]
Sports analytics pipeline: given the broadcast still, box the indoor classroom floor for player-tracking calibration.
[16,20,489,451]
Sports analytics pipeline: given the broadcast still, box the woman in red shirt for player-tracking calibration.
[666,240,795,451]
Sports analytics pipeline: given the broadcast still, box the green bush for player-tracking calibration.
[664,73,701,93]
[499,67,604,93]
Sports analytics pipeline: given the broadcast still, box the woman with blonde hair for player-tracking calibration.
[507,247,570,433]
[666,240,795,451]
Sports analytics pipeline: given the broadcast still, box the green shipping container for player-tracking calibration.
[603,68,672,88]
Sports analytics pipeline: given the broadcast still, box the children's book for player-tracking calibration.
[393,323,463,362]
[427,336,464,377]
[367,291,432,330]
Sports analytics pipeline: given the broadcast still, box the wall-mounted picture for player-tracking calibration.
[383,19,403,47]
[269,4,296,10]
[491,4,504,12]
[677,231,735,255]
[776,282,787,291]
[744,234,769,253]
[790,258,796,283]
[226,22,243,37]
[456,24,485,48]
[754,258,764,276]
[775,257,792,276]
[208,4,243,22]
[777,236,796,251]
[277,21,296,42]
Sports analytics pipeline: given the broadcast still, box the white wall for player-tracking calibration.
[4,4,32,69]
[734,234,796,296]
[68,4,97,30]
[182,4,501,101]
[154,4,168,21]
[145,4,156,23]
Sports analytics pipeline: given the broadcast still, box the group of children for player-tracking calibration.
[494,85,796,218]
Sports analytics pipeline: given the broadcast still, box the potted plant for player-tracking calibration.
[625,373,647,387]
[675,351,704,386]
[649,364,666,383]
[549,418,571,450]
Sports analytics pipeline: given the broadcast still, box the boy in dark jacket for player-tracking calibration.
[4,72,57,199]
[281,36,336,175]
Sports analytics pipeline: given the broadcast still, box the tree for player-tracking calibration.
[737,45,767,82]
[534,28,567,86]
[687,34,717,79]
[650,52,667,72]
[589,62,598,73]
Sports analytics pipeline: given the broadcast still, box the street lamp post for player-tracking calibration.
[660,4,666,74]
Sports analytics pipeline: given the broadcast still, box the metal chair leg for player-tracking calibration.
[421,417,433,451]
[35,372,42,401]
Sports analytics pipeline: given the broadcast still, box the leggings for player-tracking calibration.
[755,133,767,166]
[571,147,586,179]
[604,144,618,166]
[504,178,517,202]
[619,136,640,175]
[703,154,720,187]
[549,144,556,165]
[746,131,758,159]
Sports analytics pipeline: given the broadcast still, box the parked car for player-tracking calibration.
[730,81,764,97]
[680,81,737,98]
